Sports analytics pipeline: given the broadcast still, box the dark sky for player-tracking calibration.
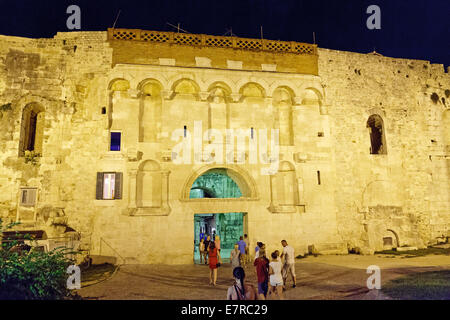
[0,0,449,68]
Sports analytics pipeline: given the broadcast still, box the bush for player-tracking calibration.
[0,219,77,300]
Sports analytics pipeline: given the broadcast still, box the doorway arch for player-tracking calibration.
[181,165,258,200]
[186,166,255,264]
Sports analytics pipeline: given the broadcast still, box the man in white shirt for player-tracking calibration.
[280,240,297,288]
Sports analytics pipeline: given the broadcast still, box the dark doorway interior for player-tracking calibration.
[194,213,244,264]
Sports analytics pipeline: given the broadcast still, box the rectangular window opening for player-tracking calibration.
[184,126,187,138]
[103,173,116,200]
[20,188,37,207]
[317,171,321,185]
[110,132,121,151]
[96,172,123,200]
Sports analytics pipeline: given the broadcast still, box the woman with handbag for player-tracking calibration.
[208,241,219,286]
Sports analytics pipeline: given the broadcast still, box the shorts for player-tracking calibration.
[269,277,283,287]
[257,281,268,296]
[282,263,296,278]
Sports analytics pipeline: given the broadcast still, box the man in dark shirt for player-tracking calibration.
[204,235,211,265]
[253,247,269,300]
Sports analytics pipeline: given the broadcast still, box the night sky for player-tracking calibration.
[0,0,448,68]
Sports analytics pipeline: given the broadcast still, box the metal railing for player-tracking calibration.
[108,28,317,55]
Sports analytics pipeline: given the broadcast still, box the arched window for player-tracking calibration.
[367,114,387,155]
[19,103,45,157]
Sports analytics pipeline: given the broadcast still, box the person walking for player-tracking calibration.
[215,235,222,264]
[253,247,269,300]
[230,243,241,277]
[268,251,284,300]
[204,235,211,265]
[199,238,205,264]
[237,236,247,267]
[226,267,257,300]
[244,234,250,263]
[254,242,263,260]
[280,240,297,288]
[208,241,219,286]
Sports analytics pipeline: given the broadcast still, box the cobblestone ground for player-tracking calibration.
[77,254,450,300]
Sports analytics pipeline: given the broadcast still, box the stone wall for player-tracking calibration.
[318,48,450,252]
[0,31,448,264]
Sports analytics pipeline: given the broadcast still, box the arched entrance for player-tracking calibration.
[191,169,246,264]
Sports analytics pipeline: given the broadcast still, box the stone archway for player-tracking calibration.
[185,166,255,264]
[181,165,258,200]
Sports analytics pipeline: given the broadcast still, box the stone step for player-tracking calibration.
[396,246,418,252]
[89,255,117,265]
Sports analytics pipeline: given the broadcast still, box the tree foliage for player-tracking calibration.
[0,219,77,300]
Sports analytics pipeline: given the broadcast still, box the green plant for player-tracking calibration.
[24,150,41,165]
[0,219,78,300]
[382,270,450,300]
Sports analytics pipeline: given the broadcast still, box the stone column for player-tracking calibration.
[128,169,137,210]
[161,170,171,214]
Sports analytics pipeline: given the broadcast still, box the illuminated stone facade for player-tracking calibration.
[0,29,448,264]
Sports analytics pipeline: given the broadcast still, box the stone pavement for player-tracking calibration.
[78,254,450,300]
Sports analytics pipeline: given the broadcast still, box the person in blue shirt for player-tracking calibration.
[237,236,247,267]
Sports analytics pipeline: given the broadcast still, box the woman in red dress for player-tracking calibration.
[208,241,218,286]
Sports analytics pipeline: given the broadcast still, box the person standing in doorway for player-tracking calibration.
[199,238,205,264]
[237,236,247,267]
[280,240,297,288]
[215,235,222,264]
[244,234,250,263]
[253,247,269,300]
[208,241,219,286]
[204,235,211,265]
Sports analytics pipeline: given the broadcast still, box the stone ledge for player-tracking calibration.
[126,206,171,216]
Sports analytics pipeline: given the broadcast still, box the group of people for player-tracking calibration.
[198,233,297,300]
[227,239,297,300]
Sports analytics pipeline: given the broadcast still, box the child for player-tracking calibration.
[268,251,284,300]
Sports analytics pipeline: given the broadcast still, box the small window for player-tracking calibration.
[110,132,121,151]
[251,127,254,139]
[367,115,387,155]
[101,107,107,114]
[20,188,37,207]
[96,172,123,200]
[317,171,321,185]
[19,103,45,156]
[318,132,324,137]
[184,126,187,138]
[383,237,393,247]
